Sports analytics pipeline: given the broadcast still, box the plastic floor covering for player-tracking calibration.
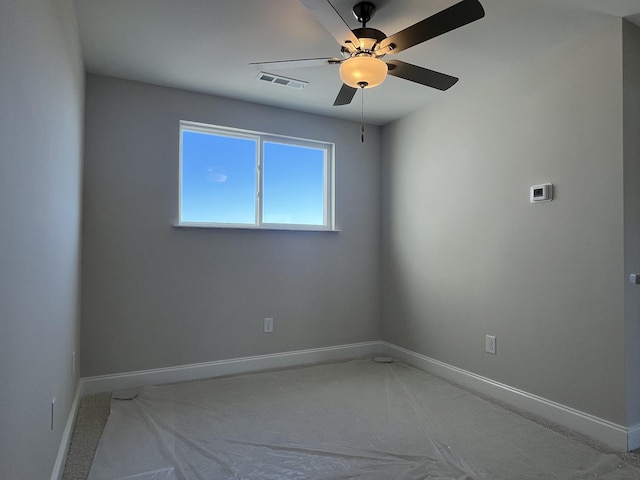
[88,359,640,479]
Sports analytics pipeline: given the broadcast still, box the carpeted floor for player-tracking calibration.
[63,359,640,479]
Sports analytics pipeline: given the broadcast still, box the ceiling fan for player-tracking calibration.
[251,0,485,106]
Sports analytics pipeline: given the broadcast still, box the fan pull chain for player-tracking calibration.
[360,85,365,143]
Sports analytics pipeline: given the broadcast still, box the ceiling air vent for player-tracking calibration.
[257,72,307,90]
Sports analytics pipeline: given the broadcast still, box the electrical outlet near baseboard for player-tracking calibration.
[264,317,273,333]
[486,335,497,355]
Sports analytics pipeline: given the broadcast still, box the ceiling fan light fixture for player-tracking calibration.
[339,55,387,89]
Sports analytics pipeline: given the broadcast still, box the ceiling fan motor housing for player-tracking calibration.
[351,27,387,52]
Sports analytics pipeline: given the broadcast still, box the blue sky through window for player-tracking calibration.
[180,125,330,228]
[181,131,256,224]
[263,142,325,225]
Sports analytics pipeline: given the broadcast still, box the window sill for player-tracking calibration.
[173,223,341,232]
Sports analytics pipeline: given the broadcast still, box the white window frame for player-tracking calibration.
[178,121,336,231]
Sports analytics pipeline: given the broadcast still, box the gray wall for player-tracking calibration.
[0,0,84,478]
[381,21,627,424]
[623,19,640,429]
[81,75,382,377]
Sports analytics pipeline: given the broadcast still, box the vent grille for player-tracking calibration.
[257,72,307,90]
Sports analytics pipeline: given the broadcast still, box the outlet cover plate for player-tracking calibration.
[264,317,273,333]
[486,335,497,355]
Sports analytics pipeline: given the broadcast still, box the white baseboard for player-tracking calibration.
[50,381,81,480]
[628,423,640,451]
[381,342,630,452]
[80,341,382,395]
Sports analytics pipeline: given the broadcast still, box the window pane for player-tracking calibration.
[263,142,325,225]
[181,130,256,224]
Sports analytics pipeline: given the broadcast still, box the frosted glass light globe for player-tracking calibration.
[339,55,387,89]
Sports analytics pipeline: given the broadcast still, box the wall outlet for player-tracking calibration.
[264,317,273,333]
[486,335,497,355]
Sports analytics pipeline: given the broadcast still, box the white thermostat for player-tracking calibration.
[530,183,553,203]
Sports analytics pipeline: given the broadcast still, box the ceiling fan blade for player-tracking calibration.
[333,84,358,106]
[379,0,485,54]
[299,0,360,47]
[250,57,341,70]
[386,60,458,91]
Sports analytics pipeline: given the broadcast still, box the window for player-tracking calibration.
[179,121,335,230]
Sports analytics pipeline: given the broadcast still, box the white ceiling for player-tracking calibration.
[75,0,640,126]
